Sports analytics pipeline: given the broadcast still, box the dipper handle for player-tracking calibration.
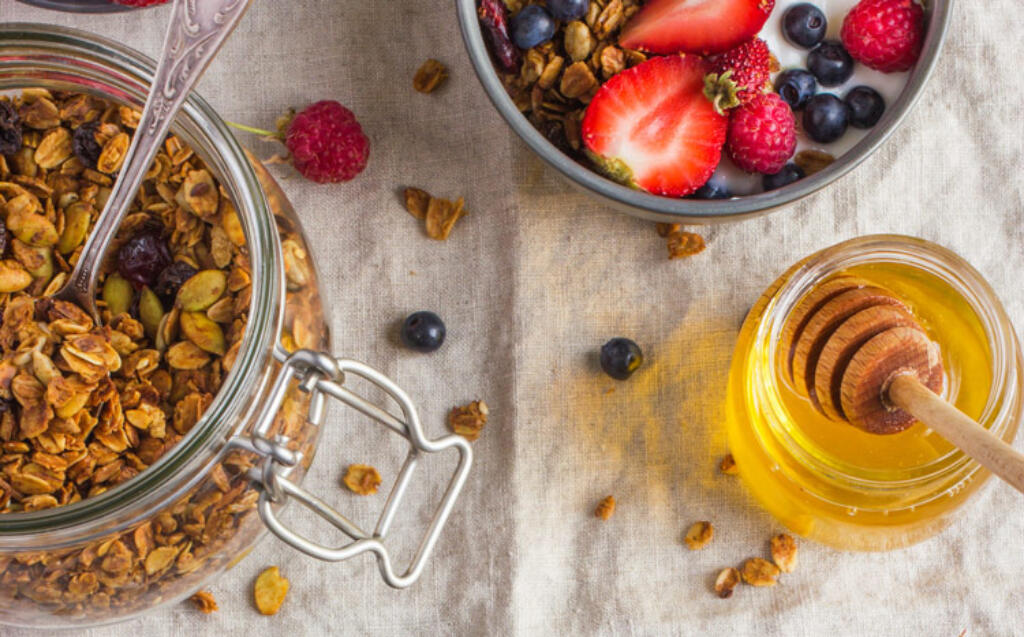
[889,373,1024,495]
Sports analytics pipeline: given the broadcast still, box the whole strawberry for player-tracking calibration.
[284,101,370,183]
[111,0,170,6]
[840,0,924,73]
[704,38,772,112]
[726,92,796,175]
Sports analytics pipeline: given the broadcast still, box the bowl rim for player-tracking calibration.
[455,0,955,224]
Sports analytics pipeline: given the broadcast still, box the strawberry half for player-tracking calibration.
[619,0,776,56]
[582,55,728,197]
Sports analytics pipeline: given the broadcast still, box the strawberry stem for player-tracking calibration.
[225,121,282,139]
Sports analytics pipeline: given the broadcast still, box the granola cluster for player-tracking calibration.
[497,0,645,157]
[0,89,324,620]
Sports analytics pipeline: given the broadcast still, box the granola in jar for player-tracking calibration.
[0,88,326,622]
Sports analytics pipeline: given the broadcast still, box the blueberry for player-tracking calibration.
[807,41,854,87]
[400,311,446,353]
[600,338,643,381]
[762,163,806,191]
[691,177,731,200]
[547,0,589,21]
[510,5,556,50]
[774,69,818,111]
[844,86,886,129]
[803,93,850,143]
[782,3,827,49]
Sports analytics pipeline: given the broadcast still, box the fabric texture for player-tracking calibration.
[3,0,1024,635]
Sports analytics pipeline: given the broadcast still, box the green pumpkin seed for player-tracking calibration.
[138,287,165,340]
[176,269,226,311]
[58,202,92,254]
[102,273,133,318]
[180,311,226,356]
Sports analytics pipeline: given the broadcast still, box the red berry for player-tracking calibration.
[619,0,775,56]
[117,231,171,290]
[111,0,170,6]
[726,92,796,175]
[840,0,924,73]
[582,55,728,197]
[285,100,370,183]
[705,38,773,111]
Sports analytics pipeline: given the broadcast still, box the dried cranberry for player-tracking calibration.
[479,0,521,74]
[0,226,8,259]
[153,260,197,307]
[117,231,172,290]
[72,122,102,169]
[0,101,22,156]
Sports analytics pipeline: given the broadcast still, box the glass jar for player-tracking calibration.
[0,24,471,628]
[726,235,1023,551]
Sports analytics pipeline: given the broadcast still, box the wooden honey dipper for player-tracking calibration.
[781,277,1024,494]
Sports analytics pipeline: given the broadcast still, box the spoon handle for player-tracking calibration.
[889,373,1024,495]
[57,0,252,317]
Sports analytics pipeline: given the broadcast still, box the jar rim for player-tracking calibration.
[0,24,283,544]
[751,234,1022,497]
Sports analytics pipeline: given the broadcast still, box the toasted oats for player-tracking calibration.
[595,495,616,520]
[190,590,219,614]
[564,21,596,62]
[254,567,290,616]
[343,464,382,495]
[794,149,835,176]
[420,193,468,240]
[655,222,679,238]
[448,400,489,441]
[559,62,598,100]
[685,521,714,550]
[413,59,449,94]
[403,187,431,220]
[719,453,739,475]
[667,230,706,260]
[770,534,798,573]
[741,558,780,587]
[715,567,741,599]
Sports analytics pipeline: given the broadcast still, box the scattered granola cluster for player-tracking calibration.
[253,566,290,616]
[594,494,615,520]
[0,89,325,620]
[713,533,799,598]
[403,187,469,241]
[413,59,450,94]
[449,400,489,442]
[655,223,706,260]
[342,464,382,496]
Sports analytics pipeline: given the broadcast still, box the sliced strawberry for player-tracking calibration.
[582,55,728,197]
[619,0,776,56]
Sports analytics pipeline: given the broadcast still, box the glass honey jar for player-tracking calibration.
[726,235,1023,550]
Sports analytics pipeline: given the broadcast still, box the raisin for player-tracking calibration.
[117,231,172,290]
[0,101,22,156]
[153,260,198,308]
[72,122,102,169]
[0,226,8,259]
[478,0,521,74]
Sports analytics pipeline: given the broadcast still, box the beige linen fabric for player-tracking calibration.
[3,0,1024,635]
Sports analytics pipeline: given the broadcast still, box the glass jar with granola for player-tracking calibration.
[0,24,471,628]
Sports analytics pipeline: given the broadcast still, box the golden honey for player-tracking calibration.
[726,236,1023,550]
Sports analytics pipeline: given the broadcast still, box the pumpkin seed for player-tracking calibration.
[180,311,226,355]
[0,260,33,293]
[58,201,92,254]
[138,287,165,340]
[176,269,226,311]
[6,210,59,247]
[102,273,133,318]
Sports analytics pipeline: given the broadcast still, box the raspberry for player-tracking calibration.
[726,93,797,175]
[706,38,773,110]
[840,0,924,73]
[284,101,370,183]
[111,0,170,6]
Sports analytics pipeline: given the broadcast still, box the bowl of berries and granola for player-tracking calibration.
[457,0,951,223]
[0,23,469,627]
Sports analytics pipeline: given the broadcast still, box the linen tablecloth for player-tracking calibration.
[2,1,1023,635]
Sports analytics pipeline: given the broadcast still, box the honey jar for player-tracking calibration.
[726,235,1023,550]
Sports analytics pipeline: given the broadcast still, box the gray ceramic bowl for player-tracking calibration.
[456,0,953,224]
[14,0,134,12]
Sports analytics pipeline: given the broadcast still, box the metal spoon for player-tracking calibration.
[52,0,253,321]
